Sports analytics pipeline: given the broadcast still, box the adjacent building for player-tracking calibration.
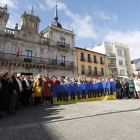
[76,47,106,78]
[131,58,140,77]
[85,42,132,77]
[0,5,77,77]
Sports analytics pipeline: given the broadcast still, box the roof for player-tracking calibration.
[75,47,106,56]
[131,58,140,64]
[52,21,62,28]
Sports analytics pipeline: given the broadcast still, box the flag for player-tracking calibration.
[55,53,57,65]
[41,49,44,62]
[17,46,19,57]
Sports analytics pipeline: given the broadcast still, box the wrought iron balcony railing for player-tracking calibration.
[87,58,92,63]
[84,70,102,77]
[80,57,86,61]
[0,52,74,67]
[81,71,85,75]
[93,59,98,63]
[100,61,104,64]
[57,42,70,49]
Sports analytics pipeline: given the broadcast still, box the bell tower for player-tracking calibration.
[0,4,9,35]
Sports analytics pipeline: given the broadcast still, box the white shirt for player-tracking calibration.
[134,79,140,91]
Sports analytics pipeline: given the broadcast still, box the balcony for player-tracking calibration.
[119,63,125,66]
[107,53,116,58]
[101,72,104,76]
[93,71,101,76]
[57,42,70,49]
[43,38,50,45]
[85,70,92,76]
[108,63,117,68]
[93,59,98,63]
[100,61,104,64]
[87,58,92,63]
[5,28,15,37]
[109,72,118,76]
[0,52,74,67]
[81,71,85,75]
[80,57,86,61]
[84,70,102,77]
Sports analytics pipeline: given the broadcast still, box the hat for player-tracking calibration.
[17,73,21,77]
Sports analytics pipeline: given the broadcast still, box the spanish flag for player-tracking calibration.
[17,46,19,57]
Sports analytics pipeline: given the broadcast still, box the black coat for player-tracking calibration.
[115,80,122,88]
[122,81,129,92]
[0,78,9,111]
[8,76,20,94]
[21,80,27,90]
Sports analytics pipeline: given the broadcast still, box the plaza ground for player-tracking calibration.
[0,99,140,140]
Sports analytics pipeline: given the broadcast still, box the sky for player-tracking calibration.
[0,0,140,60]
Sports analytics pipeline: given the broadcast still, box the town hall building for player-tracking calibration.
[0,4,77,77]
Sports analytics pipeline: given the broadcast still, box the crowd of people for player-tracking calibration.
[0,70,140,119]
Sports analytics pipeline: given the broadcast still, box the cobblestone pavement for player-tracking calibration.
[1,99,140,140]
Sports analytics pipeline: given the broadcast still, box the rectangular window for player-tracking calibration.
[119,60,123,65]
[60,56,65,66]
[81,65,85,75]
[94,67,97,75]
[24,50,32,62]
[60,56,65,63]
[110,60,114,64]
[101,68,104,76]
[124,51,126,57]
[125,61,128,66]
[81,52,85,61]
[117,49,122,55]
[120,70,125,76]
[112,70,115,74]
[109,49,112,53]
[87,54,90,62]
[100,57,103,64]
[88,66,91,74]
[94,55,97,63]
[60,38,65,45]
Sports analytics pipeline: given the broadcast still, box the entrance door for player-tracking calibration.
[21,73,33,76]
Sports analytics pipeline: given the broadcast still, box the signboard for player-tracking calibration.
[53,82,116,104]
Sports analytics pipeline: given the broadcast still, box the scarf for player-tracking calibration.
[25,79,30,87]
[16,77,22,92]
[38,78,42,87]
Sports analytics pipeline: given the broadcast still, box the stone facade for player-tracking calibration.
[0,5,77,77]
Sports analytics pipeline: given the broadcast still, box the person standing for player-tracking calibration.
[42,74,51,104]
[60,78,65,85]
[0,77,2,118]
[24,76,32,106]
[122,78,129,100]
[64,77,71,84]
[33,74,44,107]
[0,71,9,113]
[115,77,122,99]
[8,71,20,115]
[134,76,140,100]
[128,77,135,100]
